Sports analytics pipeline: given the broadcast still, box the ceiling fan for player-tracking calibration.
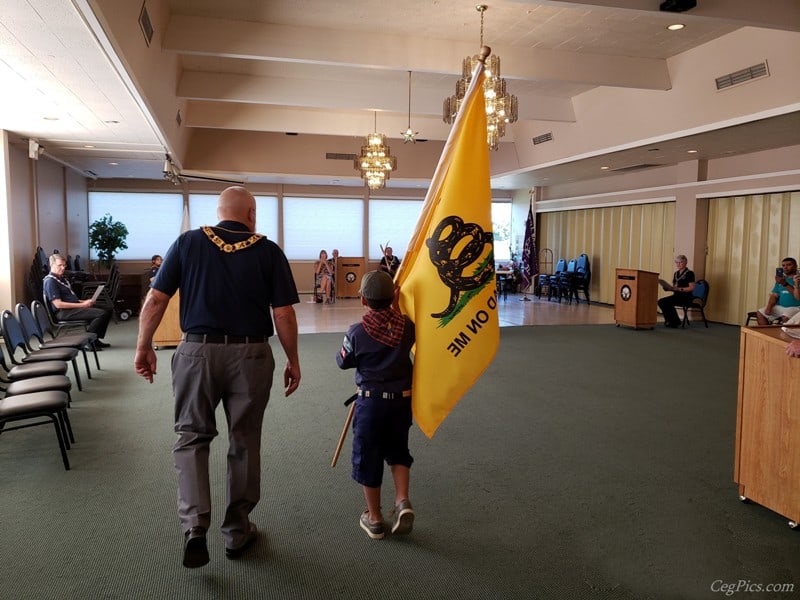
[162,154,244,185]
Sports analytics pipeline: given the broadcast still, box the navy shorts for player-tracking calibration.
[351,394,413,488]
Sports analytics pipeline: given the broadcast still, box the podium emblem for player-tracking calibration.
[345,272,357,283]
[620,284,632,301]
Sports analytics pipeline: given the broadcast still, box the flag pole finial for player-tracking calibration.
[478,46,491,63]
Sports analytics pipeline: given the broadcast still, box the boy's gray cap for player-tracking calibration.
[360,270,395,300]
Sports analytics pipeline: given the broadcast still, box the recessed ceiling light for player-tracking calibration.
[600,166,610,170]
[687,149,698,154]
[109,162,119,166]
[667,23,685,31]
[84,145,95,148]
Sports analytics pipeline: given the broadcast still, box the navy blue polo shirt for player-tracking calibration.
[152,220,298,336]
[43,274,81,314]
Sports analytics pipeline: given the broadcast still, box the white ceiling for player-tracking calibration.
[1,0,798,188]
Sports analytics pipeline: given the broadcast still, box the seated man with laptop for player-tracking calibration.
[43,253,113,348]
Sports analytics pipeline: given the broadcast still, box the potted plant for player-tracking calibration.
[89,214,129,268]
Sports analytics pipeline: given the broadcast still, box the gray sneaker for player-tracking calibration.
[391,499,414,535]
[359,511,385,540]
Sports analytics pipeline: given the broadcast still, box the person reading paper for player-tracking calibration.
[43,253,113,348]
[657,254,695,329]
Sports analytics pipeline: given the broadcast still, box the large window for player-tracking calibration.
[282,197,363,259]
[492,202,511,261]
[368,199,423,260]
[88,192,183,260]
[188,194,278,241]
[87,192,510,263]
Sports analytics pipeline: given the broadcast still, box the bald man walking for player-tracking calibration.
[135,186,301,568]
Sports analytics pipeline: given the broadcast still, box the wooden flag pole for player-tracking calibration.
[331,394,357,467]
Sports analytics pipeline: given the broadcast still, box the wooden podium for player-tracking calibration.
[735,326,800,528]
[152,291,182,349]
[335,257,366,298]
[614,268,658,329]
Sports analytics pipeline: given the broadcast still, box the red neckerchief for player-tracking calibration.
[361,307,405,347]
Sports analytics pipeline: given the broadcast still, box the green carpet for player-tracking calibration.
[1,320,798,600]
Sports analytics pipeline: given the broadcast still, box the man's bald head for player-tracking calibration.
[218,186,256,231]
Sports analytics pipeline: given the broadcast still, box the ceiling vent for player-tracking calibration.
[326,152,357,161]
[611,164,660,173]
[715,62,769,91]
[138,4,154,47]
[532,132,554,145]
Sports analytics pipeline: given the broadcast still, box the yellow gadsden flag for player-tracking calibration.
[395,53,499,438]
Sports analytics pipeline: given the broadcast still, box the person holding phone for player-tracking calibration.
[755,257,800,325]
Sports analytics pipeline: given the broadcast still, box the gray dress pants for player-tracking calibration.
[171,340,275,549]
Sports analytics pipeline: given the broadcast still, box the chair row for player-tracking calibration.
[0,301,103,470]
[535,254,592,304]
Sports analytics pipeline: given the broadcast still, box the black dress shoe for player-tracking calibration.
[94,340,110,348]
[225,522,257,559]
[183,526,209,568]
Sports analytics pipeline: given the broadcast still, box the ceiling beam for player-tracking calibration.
[163,15,671,91]
[177,72,577,124]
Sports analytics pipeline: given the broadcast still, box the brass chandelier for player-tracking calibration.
[355,112,397,190]
[442,4,518,150]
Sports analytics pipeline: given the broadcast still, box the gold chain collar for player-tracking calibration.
[202,226,263,253]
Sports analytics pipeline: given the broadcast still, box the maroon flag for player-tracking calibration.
[520,203,537,291]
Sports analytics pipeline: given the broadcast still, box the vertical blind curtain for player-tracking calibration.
[706,190,800,325]
[538,202,676,307]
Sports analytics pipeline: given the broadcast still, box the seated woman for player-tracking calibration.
[315,249,334,303]
[657,254,695,328]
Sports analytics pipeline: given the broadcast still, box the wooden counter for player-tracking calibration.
[735,325,800,527]
[152,291,182,349]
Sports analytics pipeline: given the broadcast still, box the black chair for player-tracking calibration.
[38,295,93,338]
[681,279,710,328]
[573,253,591,303]
[313,268,335,304]
[34,246,49,277]
[1,354,73,407]
[0,343,68,382]
[0,389,73,470]
[744,310,782,326]
[13,306,92,381]
[19,303,100,373]
[534,273,549,298]
[1,310,84,391]
[547,259,567,301]
[32,301,100,368]
[556,258,578,304]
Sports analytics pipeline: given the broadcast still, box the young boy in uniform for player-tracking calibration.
[336,270,416,539]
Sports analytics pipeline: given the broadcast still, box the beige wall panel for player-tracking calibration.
[539,202,675,306]
[8,145,37,306]
[707,191,800,325]
[65,170,89,259]
[36,159,67,255]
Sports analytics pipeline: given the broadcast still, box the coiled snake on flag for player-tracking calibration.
[426,215,494,319]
